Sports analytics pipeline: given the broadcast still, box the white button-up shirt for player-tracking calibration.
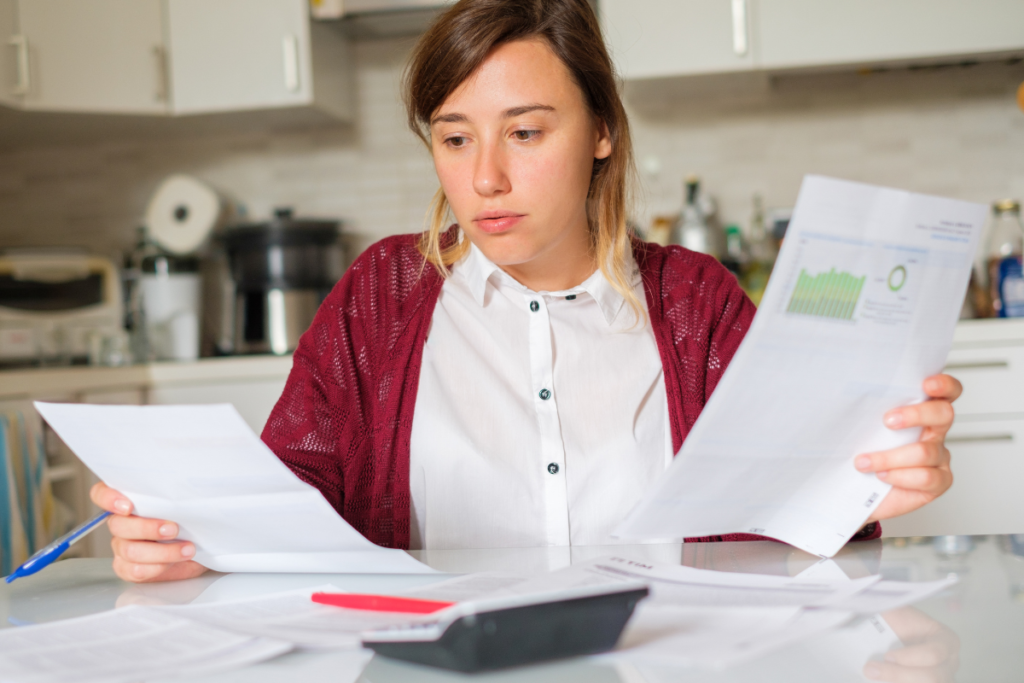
[408,243,676,549]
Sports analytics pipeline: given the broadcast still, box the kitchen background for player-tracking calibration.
[0,40,1021,258]
[1,0,1023,565]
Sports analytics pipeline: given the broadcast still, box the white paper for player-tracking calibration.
[33,402,432,574]
[157,586,429,651]
[400,572,530,602]
[617,176,987,557]
[611,605,852,670]
[826,577,956,613]
[0,607,290,683]
[513,556,880,608]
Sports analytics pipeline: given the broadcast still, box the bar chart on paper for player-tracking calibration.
[786,268,866,320]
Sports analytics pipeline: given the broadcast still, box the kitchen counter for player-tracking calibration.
[0,354,294,401]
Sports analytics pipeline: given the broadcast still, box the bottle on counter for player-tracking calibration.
[673,176,720,258]
[721,224,747,280]
[986,200,1024,318]
[741,194,777,307]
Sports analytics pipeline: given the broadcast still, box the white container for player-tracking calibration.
[141,271,201,361]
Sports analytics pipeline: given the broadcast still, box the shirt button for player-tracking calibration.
[565,294,577,301]
[529,301,539,312]
[538,388,551,400]
[547,463,559,475]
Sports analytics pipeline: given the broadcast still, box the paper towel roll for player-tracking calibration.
[145,174,220,255]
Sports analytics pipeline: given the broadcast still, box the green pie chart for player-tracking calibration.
[888,265,907,292]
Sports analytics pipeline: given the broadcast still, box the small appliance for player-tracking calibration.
[0,250,123,366]
[218,209,343,356]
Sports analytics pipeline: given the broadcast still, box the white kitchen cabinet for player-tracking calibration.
[148,377,288,434]
[12,0,166,114]
[166,0,310,115]
[757,0,1024,70]
[600,0,1024,81]
[883,319,1024,539]
[2,0,352,120]
[0,0,18,108]
[600,0,754,79]
[882,418,1024,538]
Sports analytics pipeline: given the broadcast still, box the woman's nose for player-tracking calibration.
[472,141,510,196]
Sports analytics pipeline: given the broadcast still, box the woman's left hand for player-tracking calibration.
[856,374,962,522]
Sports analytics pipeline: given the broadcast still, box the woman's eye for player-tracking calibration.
[445,136,467,148]
[513,130,539,142]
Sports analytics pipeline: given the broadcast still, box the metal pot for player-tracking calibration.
[217,209,343,355]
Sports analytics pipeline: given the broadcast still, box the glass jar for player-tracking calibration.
[986,200,1024,317]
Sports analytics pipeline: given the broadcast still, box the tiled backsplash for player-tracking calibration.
[0,37,1022,259]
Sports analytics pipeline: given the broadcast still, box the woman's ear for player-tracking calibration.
[594,119,613,160]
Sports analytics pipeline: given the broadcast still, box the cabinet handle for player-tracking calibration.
[152,46,169,103]
[9,35,29,96]
[944,360,1009,371]
[731,0,748,57]
[282,34,300,93]
[946,433,1014,444]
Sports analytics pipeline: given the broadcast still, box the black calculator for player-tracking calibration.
[361,583,649,672]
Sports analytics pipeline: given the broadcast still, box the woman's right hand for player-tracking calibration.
[90,482,208,583]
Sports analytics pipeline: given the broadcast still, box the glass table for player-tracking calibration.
[2,536,1022,682]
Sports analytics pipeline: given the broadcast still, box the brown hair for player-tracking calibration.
[403,0,642,321]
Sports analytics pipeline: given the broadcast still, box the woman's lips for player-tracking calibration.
[474,213,525,234]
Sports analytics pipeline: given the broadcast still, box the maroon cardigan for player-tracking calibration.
[261,232,880,548]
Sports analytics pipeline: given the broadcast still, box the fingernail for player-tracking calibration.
[114,499,131,514]
[877,470,889,480]
[855,456,872,471]
[884,413,904,428]
[181,544,195,559]
[864,663,881,679]
[158,523,177,538]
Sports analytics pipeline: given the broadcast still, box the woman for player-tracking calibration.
[92,0,960,582]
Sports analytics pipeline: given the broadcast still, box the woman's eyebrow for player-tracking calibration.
[431,112,468,125]
[503,104,555,118]
[430,104,555,126]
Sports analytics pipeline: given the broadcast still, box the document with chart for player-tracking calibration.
[616,175,987,557]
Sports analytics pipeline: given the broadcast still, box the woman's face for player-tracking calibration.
[430,38,612,286]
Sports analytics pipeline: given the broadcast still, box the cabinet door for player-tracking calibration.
[601,0,754,80]
[944,345,1024,417]
[14,0,167,113]
[166,0,312,115]
[881,419,1024,538]
[147,378,288,435]
[0,0,18,106]
[758,0,1024,70]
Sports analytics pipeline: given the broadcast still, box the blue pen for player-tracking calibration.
[5,511,112,583]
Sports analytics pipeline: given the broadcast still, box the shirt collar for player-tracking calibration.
[457,242,632,326]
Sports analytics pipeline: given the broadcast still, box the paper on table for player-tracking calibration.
[616,176,987,557]
[33,402,431,574]
[610,605,852,670]
[0,606,290,683]
[508,556,879,608]
[826,577,956,613]
[157,586,432,651]
[400,572,530,602]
